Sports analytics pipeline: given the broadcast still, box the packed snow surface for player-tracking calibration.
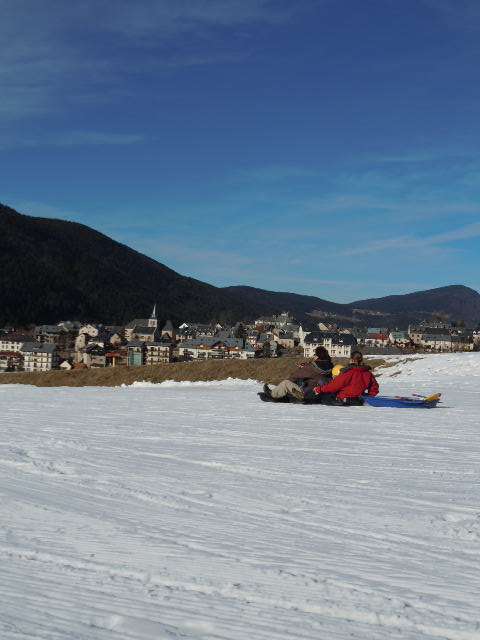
[1,353,480,639]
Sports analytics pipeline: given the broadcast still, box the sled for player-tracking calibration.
[258,392,442,408]
[364,393,441,408]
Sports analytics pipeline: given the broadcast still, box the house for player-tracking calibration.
[261,340,278,358]
[246,330,259,346]
[107,332,123,347]
[126,341,145,366]
[254,316,275,328]
[0,334,31,352]
[21,343,59,372]
[367,327,389,335]
[35,324,76,358]
[318,322,338,332]
[275,331,296,350]
[282,323,300,337]
[0,352,23,372]
[79,324,101,338]
[450,335,474,352]
[419,319,453,330]
[364,333,390,347]
[243,343,256,358]
[421,333,453,350]
[194,324,219,338]
[255,332,274,353]
[131,325,157,343]
[271,312,295,327]
[409,327,452,350]
[105,348,128,367]
[75,326,108,363]
[176,326,197,342]
[176,323,229,341]
[303,332,357,359]
[254,312,294,329]
[105,325,124,337]
[35,325,63,343]
[161,320,176,342]
[125,305,158,342]
[408,327,425,346]
[389,331,410,346]
[298,325,311,347]
[83,344,106,368]
[177,338,254,360]
[145,341,172,365]
[74,333,89,362]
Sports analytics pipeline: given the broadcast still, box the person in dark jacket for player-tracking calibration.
[313,351,379,405]
[264,346,333,401]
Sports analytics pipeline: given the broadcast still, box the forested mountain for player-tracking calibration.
[224,284,480,327]
[352,285,480,321]
[221,286,351,320]
[2,203,479,328]
[0,203,254,326]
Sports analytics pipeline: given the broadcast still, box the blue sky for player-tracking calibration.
[2,0,479,302]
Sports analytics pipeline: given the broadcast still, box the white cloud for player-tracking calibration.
[428,221,480,244]
[44,131,146,147]
[0,0,308,120]
[103,0,298,37]
[0,131,146,150]
[341,221,480,257]
[235,165,320,182]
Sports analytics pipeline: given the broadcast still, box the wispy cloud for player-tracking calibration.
[0,0,310,121]
[341,221,480,257]
[428,221,480,244]
[104,0,300,37]
[235,165,320,182]
[0,131,146,150]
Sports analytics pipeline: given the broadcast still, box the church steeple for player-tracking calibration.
[148,304,157,328]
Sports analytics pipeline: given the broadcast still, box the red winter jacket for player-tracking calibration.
[314,365,379,400]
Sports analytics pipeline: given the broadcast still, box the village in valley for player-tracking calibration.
[0,305,478,373]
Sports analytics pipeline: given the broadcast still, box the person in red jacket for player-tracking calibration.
[313,351,379,405]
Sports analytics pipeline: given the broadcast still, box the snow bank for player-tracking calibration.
[379,352,480,386]
[1,353,479,639]
[127,377,259,388]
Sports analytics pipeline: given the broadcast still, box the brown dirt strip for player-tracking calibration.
[0,357,387,388]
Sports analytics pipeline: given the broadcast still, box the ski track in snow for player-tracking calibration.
[0,353,479,639]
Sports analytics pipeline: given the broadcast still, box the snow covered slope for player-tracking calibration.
[1,354,479,639]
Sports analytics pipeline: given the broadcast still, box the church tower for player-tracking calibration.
[148,304,157,329]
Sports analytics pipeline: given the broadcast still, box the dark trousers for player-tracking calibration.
[303,391,364,406]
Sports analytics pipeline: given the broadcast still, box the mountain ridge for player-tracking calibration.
[1,203,479,328]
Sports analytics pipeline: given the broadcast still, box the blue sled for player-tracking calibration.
[364,394,441,408]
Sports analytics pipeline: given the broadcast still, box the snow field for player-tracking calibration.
[0,353,479,639]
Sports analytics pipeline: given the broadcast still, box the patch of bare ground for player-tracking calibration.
[0,357,387,387]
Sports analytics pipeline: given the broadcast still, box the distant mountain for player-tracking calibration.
[0,203,253,326]
[2,202,479,328]
[221,286,351,320]
[224,284,480,327]
[351,285,480,327]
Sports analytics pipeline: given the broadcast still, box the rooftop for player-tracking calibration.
[21,343,57,354]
